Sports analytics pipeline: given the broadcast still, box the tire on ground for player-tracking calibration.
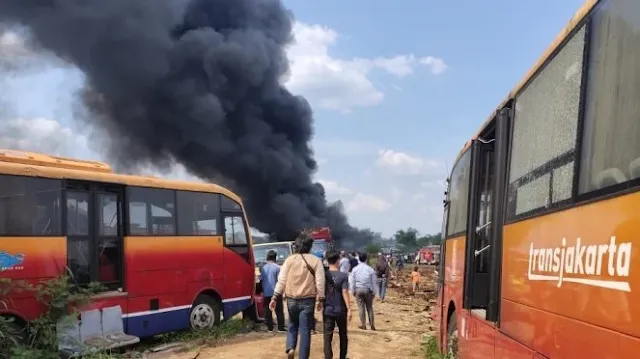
[189,294,222,330]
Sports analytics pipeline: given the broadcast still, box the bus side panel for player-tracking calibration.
[123,236,225,337]
[502,192,640,356]
[619,334,640,358]
[0,237,66,320]
[464,314,495,359]
[125,293,190,337]
[125,236,223,297]
[221,247,253,318]
[441,236,466,353]
[494,329,534,359]
[502,297,630,358]
[0,237,66,280]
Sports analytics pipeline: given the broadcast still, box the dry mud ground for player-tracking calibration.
[156,266,437,359]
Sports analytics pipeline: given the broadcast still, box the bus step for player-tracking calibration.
[58,306,139,357]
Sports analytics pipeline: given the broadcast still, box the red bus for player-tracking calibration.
[436,0,640,357]
[0,149,255,352]
[309,227,333,244]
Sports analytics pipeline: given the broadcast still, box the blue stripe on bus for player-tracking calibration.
[222,296,251,319]
[121,296,252,338]
[124,306,191,338]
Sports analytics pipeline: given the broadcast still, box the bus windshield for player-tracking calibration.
[253,243,292,265]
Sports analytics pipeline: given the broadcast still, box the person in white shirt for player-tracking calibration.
[338,251,350,274]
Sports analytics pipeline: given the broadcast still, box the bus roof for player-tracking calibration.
[0,148,244,204]
[454,0,597,165]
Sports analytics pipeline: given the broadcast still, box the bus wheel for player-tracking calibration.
[447,311,459,358]
[190,294,221,330]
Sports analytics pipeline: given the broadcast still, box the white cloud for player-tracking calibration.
[318,179,353,196]
[421,179,447,188]
[313,138,379,157]
[317,177,390,214]
[285,22,446,113]
[390,186,403,203]
[345,193,391,213]
[420,56,448,75]
[0,118,89,155]
[376,149,441,175]
[0,117,199,182]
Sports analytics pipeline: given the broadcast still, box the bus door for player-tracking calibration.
[65,181,124,290]
[220,195,252,311]
[462,133,497,358]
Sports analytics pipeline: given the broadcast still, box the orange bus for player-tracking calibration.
[0,149,256,353]
[435,0,640,357]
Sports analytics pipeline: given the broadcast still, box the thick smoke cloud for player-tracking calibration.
[0,0,371,244]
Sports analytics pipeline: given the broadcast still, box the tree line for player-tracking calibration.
[392,227,442,252]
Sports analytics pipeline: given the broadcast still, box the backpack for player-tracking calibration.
[324,271,345,316]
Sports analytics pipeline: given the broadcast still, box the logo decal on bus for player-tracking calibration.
[527,236,631,292]
[0,251,25,271]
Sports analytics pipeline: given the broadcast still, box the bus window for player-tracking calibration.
[98,193,118,236]
[97,193,120,284]
[224,216,248,246]
[507,25,585,218]
[579,0,640,193]
[446,150,471,238]
[0,175,62,236]
[127,187,176,235]
[67,191,89,236]
[221,195,242,211]
[177,191,220,235]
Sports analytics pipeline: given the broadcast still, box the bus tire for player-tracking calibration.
[447,311,459,358]
[189,294,221,330]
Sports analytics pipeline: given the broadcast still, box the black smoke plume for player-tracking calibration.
[0,0,372,245]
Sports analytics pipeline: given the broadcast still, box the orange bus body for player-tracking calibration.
[436,0,640,358]
[0,149,256,342]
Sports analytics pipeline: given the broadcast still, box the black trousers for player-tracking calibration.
[264,296,285,330]
[323,314,348,359]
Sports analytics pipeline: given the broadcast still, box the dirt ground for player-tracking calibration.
[156,266,438,359]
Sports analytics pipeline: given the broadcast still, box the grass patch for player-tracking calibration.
[156,319,252,345]
[422,335,455,359]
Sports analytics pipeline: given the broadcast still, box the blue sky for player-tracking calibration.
[0,0,585,237]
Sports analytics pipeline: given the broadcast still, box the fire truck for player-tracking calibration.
[416,245,441,265]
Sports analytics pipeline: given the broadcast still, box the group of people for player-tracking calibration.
[259,234,398,359]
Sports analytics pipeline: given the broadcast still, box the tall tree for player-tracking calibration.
[394,227,419,252]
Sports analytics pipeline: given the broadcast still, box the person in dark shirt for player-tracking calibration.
[323,249,351,359]
[375,254,391,302]
[348,252,358,272]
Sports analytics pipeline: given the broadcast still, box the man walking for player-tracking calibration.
[260,250,286,332]
[271,233,326,359]
[349,252,377,330]
[323,249,351,359]
[339,251,350,274]
[375,253,391,302]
